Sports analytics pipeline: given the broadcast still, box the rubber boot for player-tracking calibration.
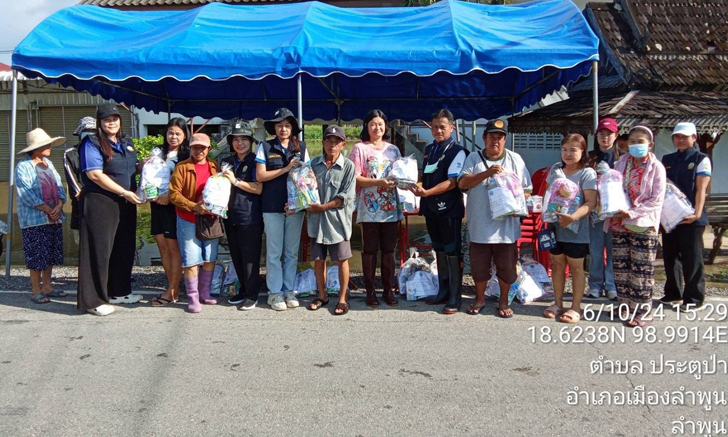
[425,251,450,305]
[198,269,218,305]
[443,255,462,314]
[362,253,379,307]
[185,275,201,313]
[381,252,398,306]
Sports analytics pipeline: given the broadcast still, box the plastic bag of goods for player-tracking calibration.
[526,195,543,213]
[326,265,340,295]
[660,181,695,233]
[520,256,551,285]
[488,171,527,220]
[202,162,233,218]
[398,188,420,214]
[597,168,630,220]
[405,271,438,301]
[512,269,545,304]
[287,163,321,213]
[398,249,431,295]
[294,269,317,297]
[389,155,419,190]
[138,147,171,202]
[542,176,579,223]
[210,262,228,296]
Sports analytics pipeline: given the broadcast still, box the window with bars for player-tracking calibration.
[513,133,563,150]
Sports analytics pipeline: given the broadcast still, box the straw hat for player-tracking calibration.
[18,128,66,154]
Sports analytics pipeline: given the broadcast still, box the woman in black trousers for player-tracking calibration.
[77,103,142,316]
[221,120,263,310]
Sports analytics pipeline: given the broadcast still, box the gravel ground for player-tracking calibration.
[1,265,727,297]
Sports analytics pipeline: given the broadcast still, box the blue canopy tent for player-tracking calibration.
[6,0,600,275]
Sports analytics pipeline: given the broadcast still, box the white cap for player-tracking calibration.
[672,122,697,137]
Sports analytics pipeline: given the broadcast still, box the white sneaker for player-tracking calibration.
[87,304,115,316]
[586,289,601,299]
[284,291,299,308]
[267,293,287,311]
[606,290,618,301]
[109,294,143,304]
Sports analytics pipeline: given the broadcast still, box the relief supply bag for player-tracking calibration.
[202,162,233,218]
[287,163,321,213]
[389,155,419,190]
[138,147,170,202]
[487,171,528,220]
[660,181,695,233]
[596,164,630,221]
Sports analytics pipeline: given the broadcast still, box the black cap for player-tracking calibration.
[264,108,301,136]
[323,125,346,141]
[97,103,121,120]
[484,119,508,135]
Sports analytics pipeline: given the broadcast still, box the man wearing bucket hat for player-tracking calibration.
[63,116,96,244]
[661,122,711,311]
[221,120,264,310]
[255,108,310,311]
[15,128,68,304]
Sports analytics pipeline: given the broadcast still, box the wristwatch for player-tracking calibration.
[119,190,126,197]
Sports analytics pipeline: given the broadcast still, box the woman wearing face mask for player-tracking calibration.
[221,121,263,311]
[149,118,190,307]
[77,103,143,316]
[603,126,666,327]
[255,108,309,311]
[586,118,620,301]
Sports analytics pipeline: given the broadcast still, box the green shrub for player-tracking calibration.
[132,135,164,160]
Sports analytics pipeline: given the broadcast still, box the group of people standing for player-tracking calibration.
[13,103,710,323]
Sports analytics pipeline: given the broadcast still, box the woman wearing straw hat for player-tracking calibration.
[77,103,143,316]
[14,128,68,304]
[255,108,309,311]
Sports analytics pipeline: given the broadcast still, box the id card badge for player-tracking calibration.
[424,162,439,174]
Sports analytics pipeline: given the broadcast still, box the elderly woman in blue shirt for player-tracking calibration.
[15,128,68,304]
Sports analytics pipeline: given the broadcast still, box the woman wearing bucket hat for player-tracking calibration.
[149,117,190,307]
[77,103,143,316]
[221,120,263,310]
[255,108,310,311]
[14,128,68,304]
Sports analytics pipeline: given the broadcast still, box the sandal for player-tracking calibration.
[334,302,349,316]
[543,304,561,319]
[497,306,514,318]
[626,314,653,328]
[466,304,485,315]
[30,293,51,304]
[559,309,581,324]
[151,295,175,307]
[308,297,329,311]
[46,289,68,298]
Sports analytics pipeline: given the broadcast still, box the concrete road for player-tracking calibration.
[1,292,726,436]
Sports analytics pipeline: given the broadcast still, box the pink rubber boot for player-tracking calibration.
[185,275,202,313]
[198,269,217,305]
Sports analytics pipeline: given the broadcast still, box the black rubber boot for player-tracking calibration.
[443,255,462,314]
[425,251,450,305]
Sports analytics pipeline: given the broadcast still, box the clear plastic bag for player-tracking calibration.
[202,162,233,218]
[390,155,418,190]
[660,181,695,233]
[397,249,431,295]
[487,171,527,220]
[287,163,320,213]
[512,269,546,304]
[294,269,317,296]
[543,173,581,232]
[597,168,630,220]
[406,271,438,301]
[326,265,340,295]
[138,147,170,202]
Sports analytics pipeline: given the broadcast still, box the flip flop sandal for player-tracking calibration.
[334,302,349,316]
[559,309,581,324]
[497,307,514,319]
[30,293,51,304]
[466,304,485,315]
[543,304,561,319]
[307,298,329,311]
[47,289,68,298]
[627,315,653,328]
[151,296,175,307]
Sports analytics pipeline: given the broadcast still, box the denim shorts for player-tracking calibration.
[176,216,219,267]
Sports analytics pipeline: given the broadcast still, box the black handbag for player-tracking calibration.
[195,214,223,240]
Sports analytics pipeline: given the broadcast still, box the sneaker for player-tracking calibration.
[284,291,299,308]
[109,294,142,304]
[586,289,601,299]
[228,293,246,305]
[87,304,115,316]
[238,299,257,311]
[267,293,287,311]
[678,303,704,313]
[659,296,682,305]
[606,290,618,301]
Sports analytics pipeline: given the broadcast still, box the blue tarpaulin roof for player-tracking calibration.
[12,0,599,121]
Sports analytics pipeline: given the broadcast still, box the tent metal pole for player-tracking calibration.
[592,60,599,133]
[5,70,19,278]
[455,119,462,144]
[297,73,303,142]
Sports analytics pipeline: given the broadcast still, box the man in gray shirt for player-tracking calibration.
[305,126,356,316]
[458,119,532,318]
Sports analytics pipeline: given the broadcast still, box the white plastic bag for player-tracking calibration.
[326,265,340,295]
[397,249,431,295]
[520,256,551,285]
[487,171,527,220]
[398,188,420,214]
[202,162,233,218]
[294,269,317,296]
[597,167,630,220]
[139,147,170,202]
[513,270,545,304]
[390,155,418,190]
[287,163,321,213]
[406,271,438,301]
[660,181,695,233]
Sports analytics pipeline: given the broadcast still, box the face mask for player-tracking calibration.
[628,143,649,158]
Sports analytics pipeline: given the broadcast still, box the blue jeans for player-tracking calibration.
[176,216,219,268]
[588,219,616,292]
[263,212,305,294]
